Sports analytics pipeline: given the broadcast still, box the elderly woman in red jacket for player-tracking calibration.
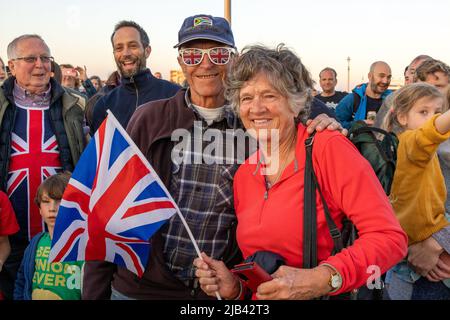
[194,44,408,300]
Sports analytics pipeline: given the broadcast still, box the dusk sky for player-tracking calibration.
[1,0,449,91]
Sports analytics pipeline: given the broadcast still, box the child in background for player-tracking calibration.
[13,172,84,300]
[0,191,19,299]
[382,83,450,300]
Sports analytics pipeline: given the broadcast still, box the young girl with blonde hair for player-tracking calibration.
[383,82,450,300]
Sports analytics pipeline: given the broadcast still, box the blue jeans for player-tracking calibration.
[411,277,450,300]
[110,287,136,300]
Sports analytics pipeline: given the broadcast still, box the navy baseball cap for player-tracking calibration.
[174,14,235,48]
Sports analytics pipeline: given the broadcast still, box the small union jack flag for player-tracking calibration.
[49,111,178,276]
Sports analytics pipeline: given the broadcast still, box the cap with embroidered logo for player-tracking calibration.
[174,14,235,48]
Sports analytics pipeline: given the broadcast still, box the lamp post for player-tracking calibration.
[347,56,351,92]
[225,0,231,25]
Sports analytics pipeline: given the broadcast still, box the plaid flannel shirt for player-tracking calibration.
[161,90,249,284]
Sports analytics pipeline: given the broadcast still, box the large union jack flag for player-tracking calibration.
[49,111,177,276]
[7,106,62,241]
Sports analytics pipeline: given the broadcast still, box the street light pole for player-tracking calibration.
[347,56,351,92]
[224,0,231,25]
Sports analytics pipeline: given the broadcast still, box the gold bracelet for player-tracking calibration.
[232,278,243,300]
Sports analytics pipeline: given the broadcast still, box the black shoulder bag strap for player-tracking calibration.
[303,133,343,269]
[303,134,317,269]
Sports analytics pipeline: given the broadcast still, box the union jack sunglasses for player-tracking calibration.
[179,47,235,66]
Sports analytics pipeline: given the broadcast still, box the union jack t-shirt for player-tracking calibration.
[7,104,62,242]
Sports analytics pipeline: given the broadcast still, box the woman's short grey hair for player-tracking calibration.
[7,34,51,60]
[225,44,313,123]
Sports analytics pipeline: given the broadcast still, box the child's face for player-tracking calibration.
[398,96,444,131]
[39,191,61,229]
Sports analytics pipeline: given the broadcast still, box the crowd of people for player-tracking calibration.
[0,12,449,301]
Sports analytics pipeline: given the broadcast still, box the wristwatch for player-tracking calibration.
[329,272,343,292]
[322,264,342,293]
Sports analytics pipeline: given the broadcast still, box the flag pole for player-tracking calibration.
[105,110,222,300]
[173,208,222,301]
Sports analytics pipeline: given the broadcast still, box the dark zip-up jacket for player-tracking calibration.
[89,69,180,135]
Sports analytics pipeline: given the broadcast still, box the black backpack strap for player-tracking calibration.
[352,92,361,115]
[351,125,390,136]
[303,133,343,269]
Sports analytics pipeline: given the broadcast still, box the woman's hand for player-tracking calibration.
[408,237,444,276]
[306,114,348,136]
[193,252,241,300]
[255,265,332,300]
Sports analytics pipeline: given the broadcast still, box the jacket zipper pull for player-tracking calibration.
[264,190,268,200]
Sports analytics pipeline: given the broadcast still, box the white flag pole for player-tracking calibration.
[106,110,222,300]
[172,207,222,301]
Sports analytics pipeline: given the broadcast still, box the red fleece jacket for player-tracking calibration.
[234,125,408,295]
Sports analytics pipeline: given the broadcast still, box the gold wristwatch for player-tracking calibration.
[322,263,343,293]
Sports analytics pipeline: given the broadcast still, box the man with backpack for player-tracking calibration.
[336,61,392,129]
[336,62,397,299]
[374,55,433,129]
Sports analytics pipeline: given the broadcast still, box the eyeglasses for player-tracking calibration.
[12,56,54,64]
[179,47,235,66]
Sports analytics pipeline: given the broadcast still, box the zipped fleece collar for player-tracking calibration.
[121,68,154,92]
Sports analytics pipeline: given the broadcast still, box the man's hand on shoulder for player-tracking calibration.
[306,113,347,136]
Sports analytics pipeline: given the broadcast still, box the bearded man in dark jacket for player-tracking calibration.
[90,20,180,136]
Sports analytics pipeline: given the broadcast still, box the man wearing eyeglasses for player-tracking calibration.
[0,34,86,300]
[89,20,180,136]
[83,14,343,300]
